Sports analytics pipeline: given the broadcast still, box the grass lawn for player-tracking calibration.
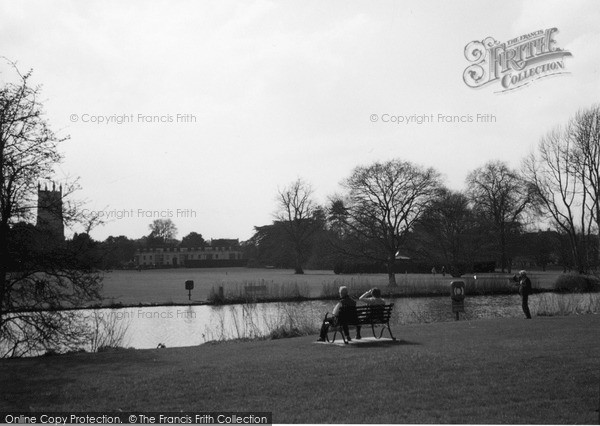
[100,268,562,306]
[1,314,598,424]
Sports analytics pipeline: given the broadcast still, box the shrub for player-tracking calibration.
[553,274,600,292]
[268,326,305,340]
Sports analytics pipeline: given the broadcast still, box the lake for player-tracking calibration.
[86,292,597,350]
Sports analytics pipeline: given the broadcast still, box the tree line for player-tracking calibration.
[245,105,600,285]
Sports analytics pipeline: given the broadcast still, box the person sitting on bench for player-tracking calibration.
[355,288,385,339]
[317,286,356,342]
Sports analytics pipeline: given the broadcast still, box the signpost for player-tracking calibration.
[185,280,194,301]
[451,280,465,320]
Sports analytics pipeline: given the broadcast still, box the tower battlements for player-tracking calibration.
[36,182,64,241]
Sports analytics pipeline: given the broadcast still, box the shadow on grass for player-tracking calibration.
[316,338,420,348]
[347,339,420,348]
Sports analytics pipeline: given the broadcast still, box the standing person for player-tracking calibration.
[317,286,356,342]
[512,270,532,319]
[355,288,386,339]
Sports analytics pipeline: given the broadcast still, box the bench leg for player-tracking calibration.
[371,324,379,339]
[322,313,335,343]
[330,328,349,344]
[384,322,397,340]
[371,323,397,340]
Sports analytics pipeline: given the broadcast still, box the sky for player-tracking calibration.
[1,0,599,242]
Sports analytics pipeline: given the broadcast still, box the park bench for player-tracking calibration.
[326,303,396,344]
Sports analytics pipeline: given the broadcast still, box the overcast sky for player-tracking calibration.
[1,0,599,242]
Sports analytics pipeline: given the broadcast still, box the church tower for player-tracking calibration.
[36,182,65,241]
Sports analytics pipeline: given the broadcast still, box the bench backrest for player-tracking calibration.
[338,303,394,325]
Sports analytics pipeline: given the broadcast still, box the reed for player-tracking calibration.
[208,280,311,304]
[321,274,517,298]
[89,310,132,352]
[202,302,320,342]
[535,293,600,316]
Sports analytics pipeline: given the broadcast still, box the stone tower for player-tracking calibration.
[36,182,65,241]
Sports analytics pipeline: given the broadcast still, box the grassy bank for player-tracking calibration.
[1,315,598,424]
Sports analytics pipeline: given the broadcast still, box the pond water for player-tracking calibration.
[84,293,598,350]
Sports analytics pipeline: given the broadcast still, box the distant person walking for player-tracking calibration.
[512,270,532,319]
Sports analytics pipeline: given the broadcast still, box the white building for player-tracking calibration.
[135,246,244,267]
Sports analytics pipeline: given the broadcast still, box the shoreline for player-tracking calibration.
[3,287,573,313]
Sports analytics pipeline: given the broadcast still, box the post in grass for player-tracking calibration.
[451,280,466,320]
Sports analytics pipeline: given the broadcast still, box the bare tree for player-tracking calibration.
[524,106,600,273]
[571,105,600,264]
[342,159,441,286]
[466,161,532,273]
[275,179,322,274]
[0,61,102,357]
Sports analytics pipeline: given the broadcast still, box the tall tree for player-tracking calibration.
[148,219,178,245]
[342,159,441,286]
[246,223,295,269]
[100,235,137,268]
[571,105,600,265]
[414,189,481,274]
[180,232,205,248]
[0,62,102,357]
[466,161,532,273]
[275,179,322,274]
[327,198,349,238]
[523,107,600,273]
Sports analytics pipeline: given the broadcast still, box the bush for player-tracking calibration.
[553,274,600,292]
[268,326,305,340]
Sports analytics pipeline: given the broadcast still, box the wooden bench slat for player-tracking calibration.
[326,303,396,344]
